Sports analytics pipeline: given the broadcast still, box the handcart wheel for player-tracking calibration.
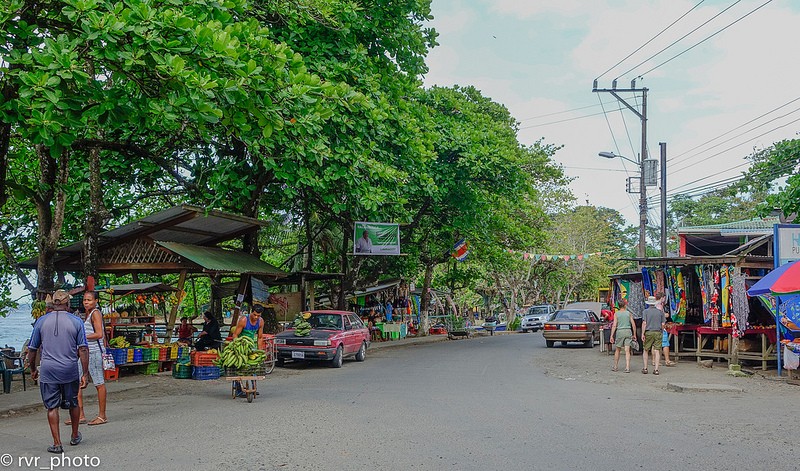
[231,381,236,399]
[247,392,253,403]
[265,361,275,375]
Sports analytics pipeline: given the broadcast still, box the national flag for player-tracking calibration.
[452,239,469,262]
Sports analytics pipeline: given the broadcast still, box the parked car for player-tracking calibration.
[542,306,602,348]
[274,310,370,368]
[520,304,556,333]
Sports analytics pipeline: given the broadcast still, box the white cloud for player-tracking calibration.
[485,0,591,18]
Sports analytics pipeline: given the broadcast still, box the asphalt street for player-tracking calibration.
[0,334,795,471]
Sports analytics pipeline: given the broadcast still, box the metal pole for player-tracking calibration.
[660,142,667,257]
[638,89,648,259]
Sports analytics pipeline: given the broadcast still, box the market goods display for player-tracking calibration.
[217,337,268,375]
[293,313,312,337]
[31,300,47,319]
[109,336,130,348]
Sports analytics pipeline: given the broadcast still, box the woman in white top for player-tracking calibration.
[67,291,109,426]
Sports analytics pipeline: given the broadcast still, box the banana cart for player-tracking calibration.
[222,338,277,403]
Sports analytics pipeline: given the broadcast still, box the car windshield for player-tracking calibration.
[307,314,343,330]
[552,310,589,322]
[529,306,551,316]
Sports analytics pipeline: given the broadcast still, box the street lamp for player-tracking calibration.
[598,151,647,259]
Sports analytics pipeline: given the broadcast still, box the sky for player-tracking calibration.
[422,0,800,226]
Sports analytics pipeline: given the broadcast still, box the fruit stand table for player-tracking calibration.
[735,328,777,370]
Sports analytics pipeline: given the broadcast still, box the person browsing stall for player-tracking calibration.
[27,290,90,454]
[641,295,665,375]
[609,299,637,373]
[174,317,196,345]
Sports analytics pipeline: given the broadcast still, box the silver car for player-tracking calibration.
[520,305,556,333]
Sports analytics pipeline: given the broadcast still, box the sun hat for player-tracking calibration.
[644,295,658,305]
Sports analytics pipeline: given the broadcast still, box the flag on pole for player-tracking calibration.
[452,239,469,262]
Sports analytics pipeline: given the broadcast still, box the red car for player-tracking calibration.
[274,310,370,368]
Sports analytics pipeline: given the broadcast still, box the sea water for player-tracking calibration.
[0,308,35,351]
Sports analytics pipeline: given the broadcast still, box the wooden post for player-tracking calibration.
[230,275,250,328]
[166,270,187,341]
[308,281,315,310]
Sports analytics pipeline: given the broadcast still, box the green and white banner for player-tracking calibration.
[354,222,400,256]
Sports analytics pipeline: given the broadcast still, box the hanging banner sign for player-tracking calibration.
[775,224,800,266]
[354,222,400,255]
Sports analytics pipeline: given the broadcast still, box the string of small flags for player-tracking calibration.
[506,249,619,262]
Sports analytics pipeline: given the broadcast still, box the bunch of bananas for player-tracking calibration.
[216,337,265,369]
[109,336,130,348]
[293,315,312,337]
[31,300,47,320]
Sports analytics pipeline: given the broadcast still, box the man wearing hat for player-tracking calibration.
[27,289,90,453]
[641,295,665,375]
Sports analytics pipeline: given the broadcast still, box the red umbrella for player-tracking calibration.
[747,259,800,296]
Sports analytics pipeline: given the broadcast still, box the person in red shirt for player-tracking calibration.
[174,318,196,345]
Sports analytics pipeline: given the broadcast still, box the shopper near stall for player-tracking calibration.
[175,317,196,345]
[195,311,222,351]
[641,296,664,375]
[385,300,394,322]
[655,292,676,367]
[68,291,109,427]
[27,289,89,453]
[609,299,636,373]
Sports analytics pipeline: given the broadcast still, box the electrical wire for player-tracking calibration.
[518,106,627,129]
[615,1,742,80]
[668,95,800,162]
[517,101,618,122]
[636,0,774,79]
[597,94,640,211]
[668,104,800,167]
[670,113,800,175]
[563,166,630,173]
[596,0,706,81]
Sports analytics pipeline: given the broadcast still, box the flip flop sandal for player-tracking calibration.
[87,417,108,426]
[666,362,676,367]
[611,367,618,372]
[653,370,660,375]
[64,418,86,425]
[624,369,630,373]
[641,368,648,374]
[47,445,64,454]
[69,432,82,446]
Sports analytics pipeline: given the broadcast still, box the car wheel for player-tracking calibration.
[330,346,343,368]
[532,329,539,333]
[355,342,366,362]
[522,329,528,333]
[276,358,285,367]
[561,341,568,346]
[546,340,554,348]
[584,337,593,348]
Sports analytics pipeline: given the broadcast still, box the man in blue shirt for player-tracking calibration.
[27,290,89,454]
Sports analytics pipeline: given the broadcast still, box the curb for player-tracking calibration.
[666,382,745,393]
[0,381,151,417]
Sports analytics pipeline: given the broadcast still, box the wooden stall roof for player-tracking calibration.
[156,241,286,277]
[19,205,268,272]
[623,254,773,269]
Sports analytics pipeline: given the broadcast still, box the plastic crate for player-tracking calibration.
[132,348,143,362]
[137,363,158,375]
[191,351,219,367]
[172,364,192,379]
[169,346,179,360]
[104,368,119,381]
[126,349,134,363]
[191,366,220,380]
[158,347,168,361]
[110,348,128,366]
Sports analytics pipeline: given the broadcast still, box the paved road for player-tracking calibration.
[0,334,794,470]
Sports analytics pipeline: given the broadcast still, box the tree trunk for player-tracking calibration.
[337,220,350,310]
[35,145,69,295]
[418,263,434,336]
[83,147,111,281]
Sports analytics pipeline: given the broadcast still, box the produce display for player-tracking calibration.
[31,300,47,319]
[216,337,266,369]
[293,313,312,337]
[109,336,131,348]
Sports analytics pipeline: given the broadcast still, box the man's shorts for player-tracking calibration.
[78,351,105,386]
[40,381,80,410]
[614,329,632,348]
[644,331,662,351]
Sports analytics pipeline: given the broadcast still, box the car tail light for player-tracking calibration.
[544,324,557,330]
[571,324,588,330]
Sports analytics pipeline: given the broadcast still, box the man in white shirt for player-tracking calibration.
[356,229,373,253]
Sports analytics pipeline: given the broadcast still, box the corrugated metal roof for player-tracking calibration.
[156,241,286,277]
[678,217,779,234]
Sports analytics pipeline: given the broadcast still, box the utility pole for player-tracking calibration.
[660,142,667,257]
[593,80,648,258]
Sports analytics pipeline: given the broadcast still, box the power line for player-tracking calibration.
[670,113,800,175]
[636,0,774,79]
[563,166,629,173]
[518,106,628,129]
[668,97,800,164]
[616,0,742,80]
[596,0,706,80]
[596,95,640,212]
[517,101,618,122]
